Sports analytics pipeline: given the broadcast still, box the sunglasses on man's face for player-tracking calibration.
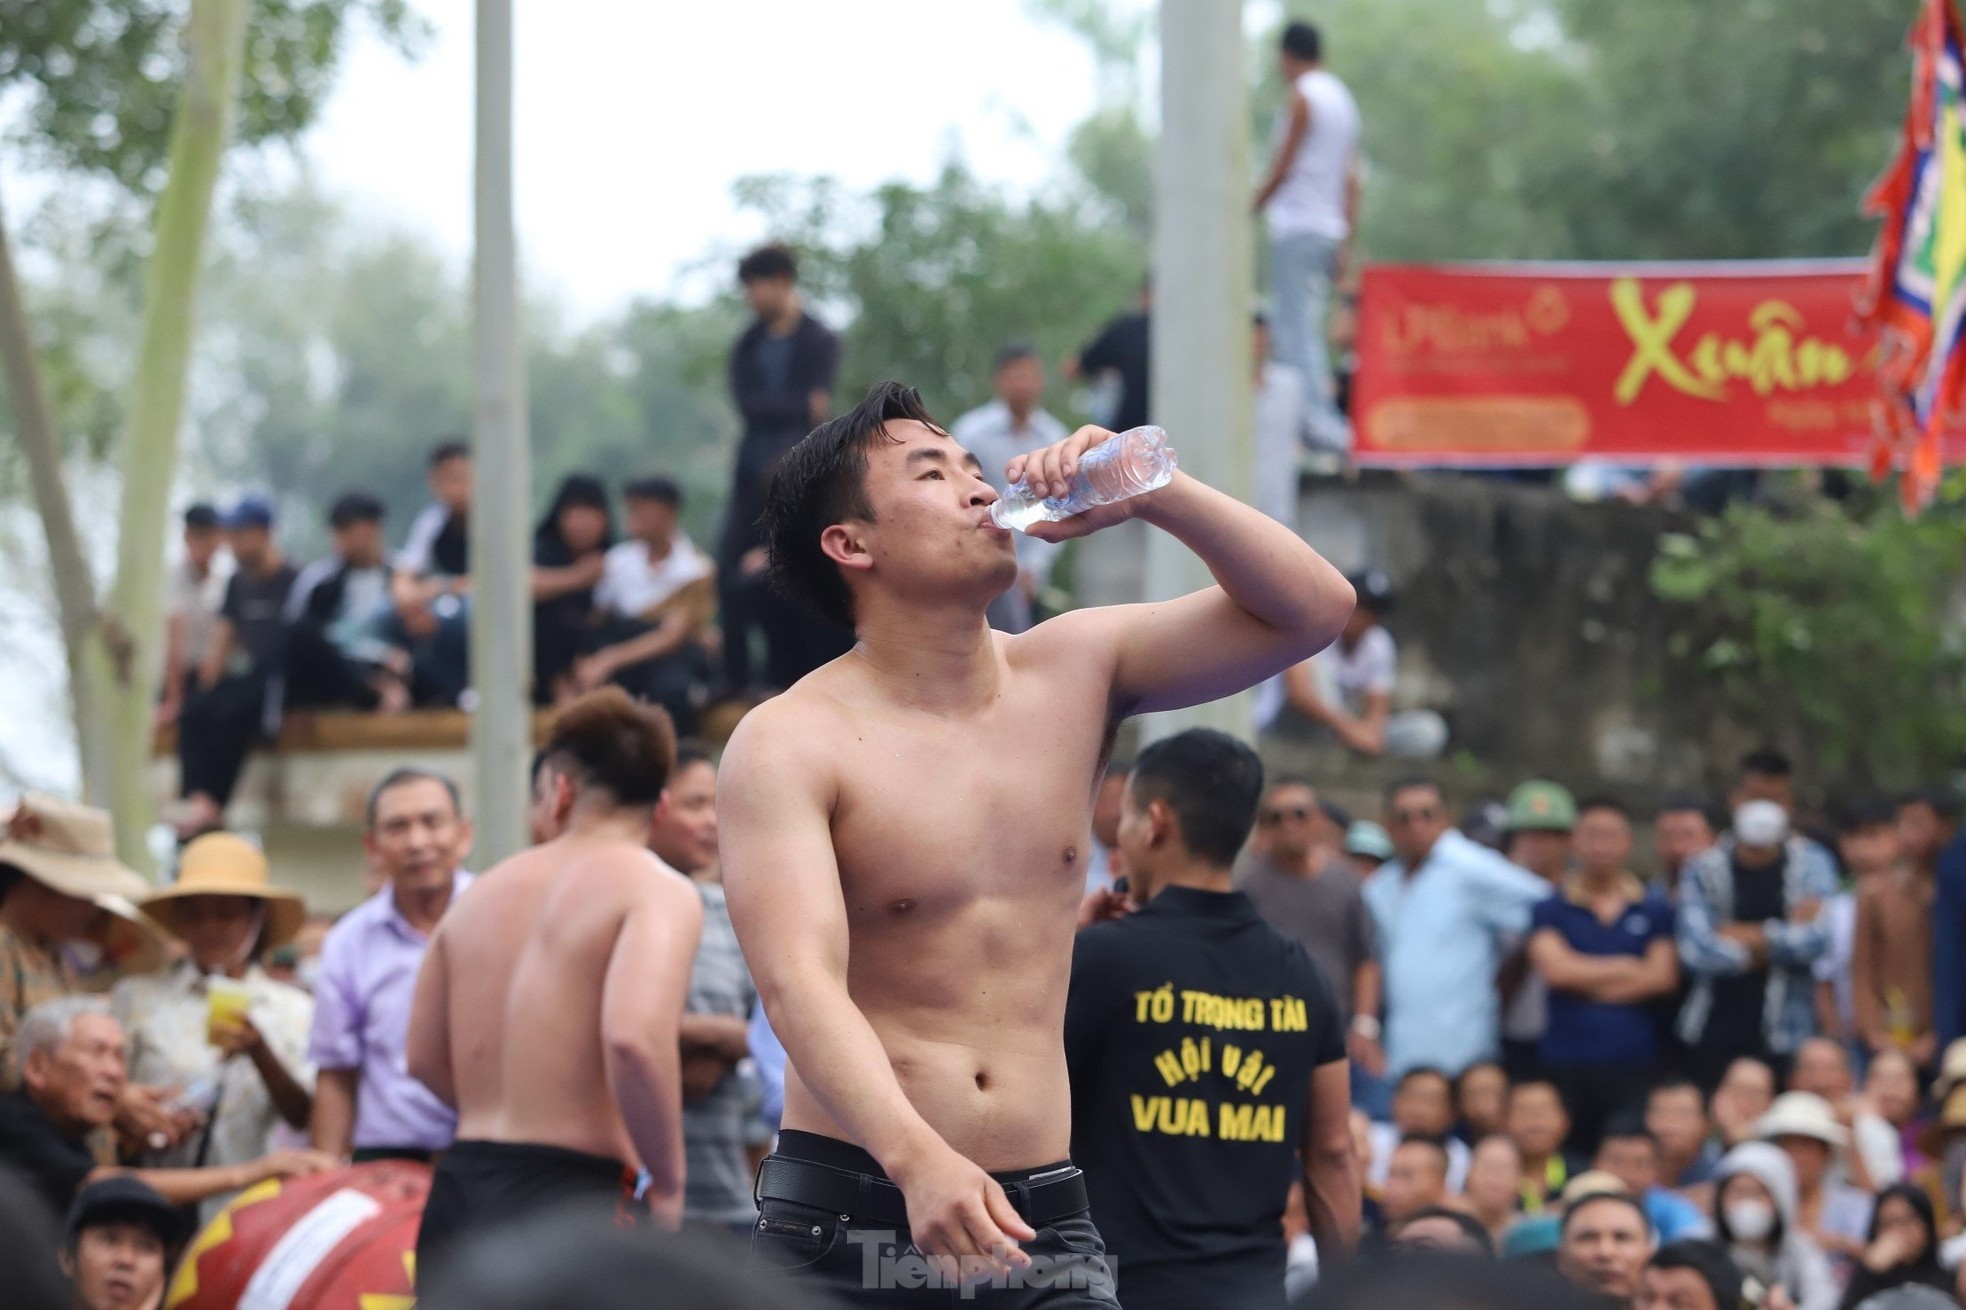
[1261,806,1313,826]
[1390,806,1442,825]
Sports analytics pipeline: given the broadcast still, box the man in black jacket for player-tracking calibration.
[720,244,850,694]
[285,491,410,712]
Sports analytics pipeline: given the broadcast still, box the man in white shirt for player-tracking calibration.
[158,504,231,728]
[1266,569,1447,760]
[387,441,473,706]
[1255,20,1360,455]
[949,344,1070,633]
[577,477,715,731]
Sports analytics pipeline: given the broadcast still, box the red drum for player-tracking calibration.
[164,1161,430,1310]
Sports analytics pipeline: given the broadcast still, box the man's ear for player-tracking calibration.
[820,523,873,575]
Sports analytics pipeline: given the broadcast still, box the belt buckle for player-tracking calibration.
[1003,1178,1034,1223]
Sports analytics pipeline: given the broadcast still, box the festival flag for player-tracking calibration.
[1859,0,1966,511]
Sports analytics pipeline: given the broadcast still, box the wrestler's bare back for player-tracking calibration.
[751,620,1120,1171]
[418,837,701,1167]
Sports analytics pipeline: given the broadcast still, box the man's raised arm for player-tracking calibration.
[1013,432,1353,713]
[719,707,1035,1278]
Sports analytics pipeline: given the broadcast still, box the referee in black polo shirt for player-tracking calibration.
[1065,730,1360,1310]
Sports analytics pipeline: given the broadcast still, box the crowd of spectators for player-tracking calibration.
[161,455,725,839]
[1231,754,1966,1308]
[11,703,1966,1309]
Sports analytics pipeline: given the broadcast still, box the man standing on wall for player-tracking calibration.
[1255,19,1360,456]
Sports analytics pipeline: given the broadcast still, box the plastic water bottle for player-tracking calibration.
[988,426,1178,532]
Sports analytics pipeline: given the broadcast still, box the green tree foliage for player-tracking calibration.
[738,166,1145,422]
[1650,482,1966,785]
[0,0,424,190]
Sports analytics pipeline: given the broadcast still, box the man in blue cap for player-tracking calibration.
[174,495,297,838]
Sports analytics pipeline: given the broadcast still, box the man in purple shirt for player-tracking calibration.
[308,768,474,1162]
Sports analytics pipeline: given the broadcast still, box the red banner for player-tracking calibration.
[1351,260,1966,467]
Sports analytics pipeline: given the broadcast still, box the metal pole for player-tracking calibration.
[470,0,530,862]
[1141,0,1253,744]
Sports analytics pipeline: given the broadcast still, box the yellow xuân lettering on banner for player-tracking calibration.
[1609,278,1854,406]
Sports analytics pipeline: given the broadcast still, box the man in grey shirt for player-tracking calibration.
[1235,778,1386,1084]
[649,744,758,1232]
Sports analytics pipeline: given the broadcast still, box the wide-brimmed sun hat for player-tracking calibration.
[141,832,305,954]
[0,794,150,904]
[0,794,163,971]
[1755,1091,1849,1149]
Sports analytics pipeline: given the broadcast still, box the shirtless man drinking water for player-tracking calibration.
[407,688,702,1290]
[724,381,1355,1305]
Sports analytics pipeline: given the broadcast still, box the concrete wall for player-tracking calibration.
[1075,473,1750,816]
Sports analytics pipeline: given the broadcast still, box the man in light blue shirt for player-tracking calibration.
[1363,778,1550,1077]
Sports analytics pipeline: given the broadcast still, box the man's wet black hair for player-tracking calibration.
[762,380,942,629]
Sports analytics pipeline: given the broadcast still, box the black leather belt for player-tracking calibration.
[755,1156,1088,1230]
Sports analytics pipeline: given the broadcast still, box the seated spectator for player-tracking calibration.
[0,997,331,1220]
[174,496,298,838]
[530,474,613,705]
[1510,1079,1580,1214]
[1558,1189,1656,1308]
[1596,1119,1714,1243]
[1382,1136,1453,1233]
[157,503,229,731]
[1463,1133,1525,1251]
[285,491,411,713]
[1267,569,1447,759]
[1835,1183,1954,1310]
[1370,1067,1471,1192]
[1843,801,1937,1071]
[1713,1058,1780,1151]
[1394,1206,1496,1258]
[576,477,715,733]
[1675,801,1836,1092]
[1714,1141,1838,1310]
[1757,1092,1876,1278]
[948,342,1069,633]
[59,1177,191,1310]
[1636,1240,1752,1310]
[1647,1078,1723,1201]
[1528,797,1678,1156]
[1790,1036,1901,1190]
[115,833,317,1222]
[1862,1050,1930,1185]
[1458,1060,1510,1144]
[388,440,473,707]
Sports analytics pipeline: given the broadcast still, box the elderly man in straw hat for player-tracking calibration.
[0,795,159,1077]
[113,832,318,1221]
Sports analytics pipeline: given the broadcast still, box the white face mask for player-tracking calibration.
[1726,1198,1777,1242]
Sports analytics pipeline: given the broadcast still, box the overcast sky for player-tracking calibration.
[304,0,1120,318]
